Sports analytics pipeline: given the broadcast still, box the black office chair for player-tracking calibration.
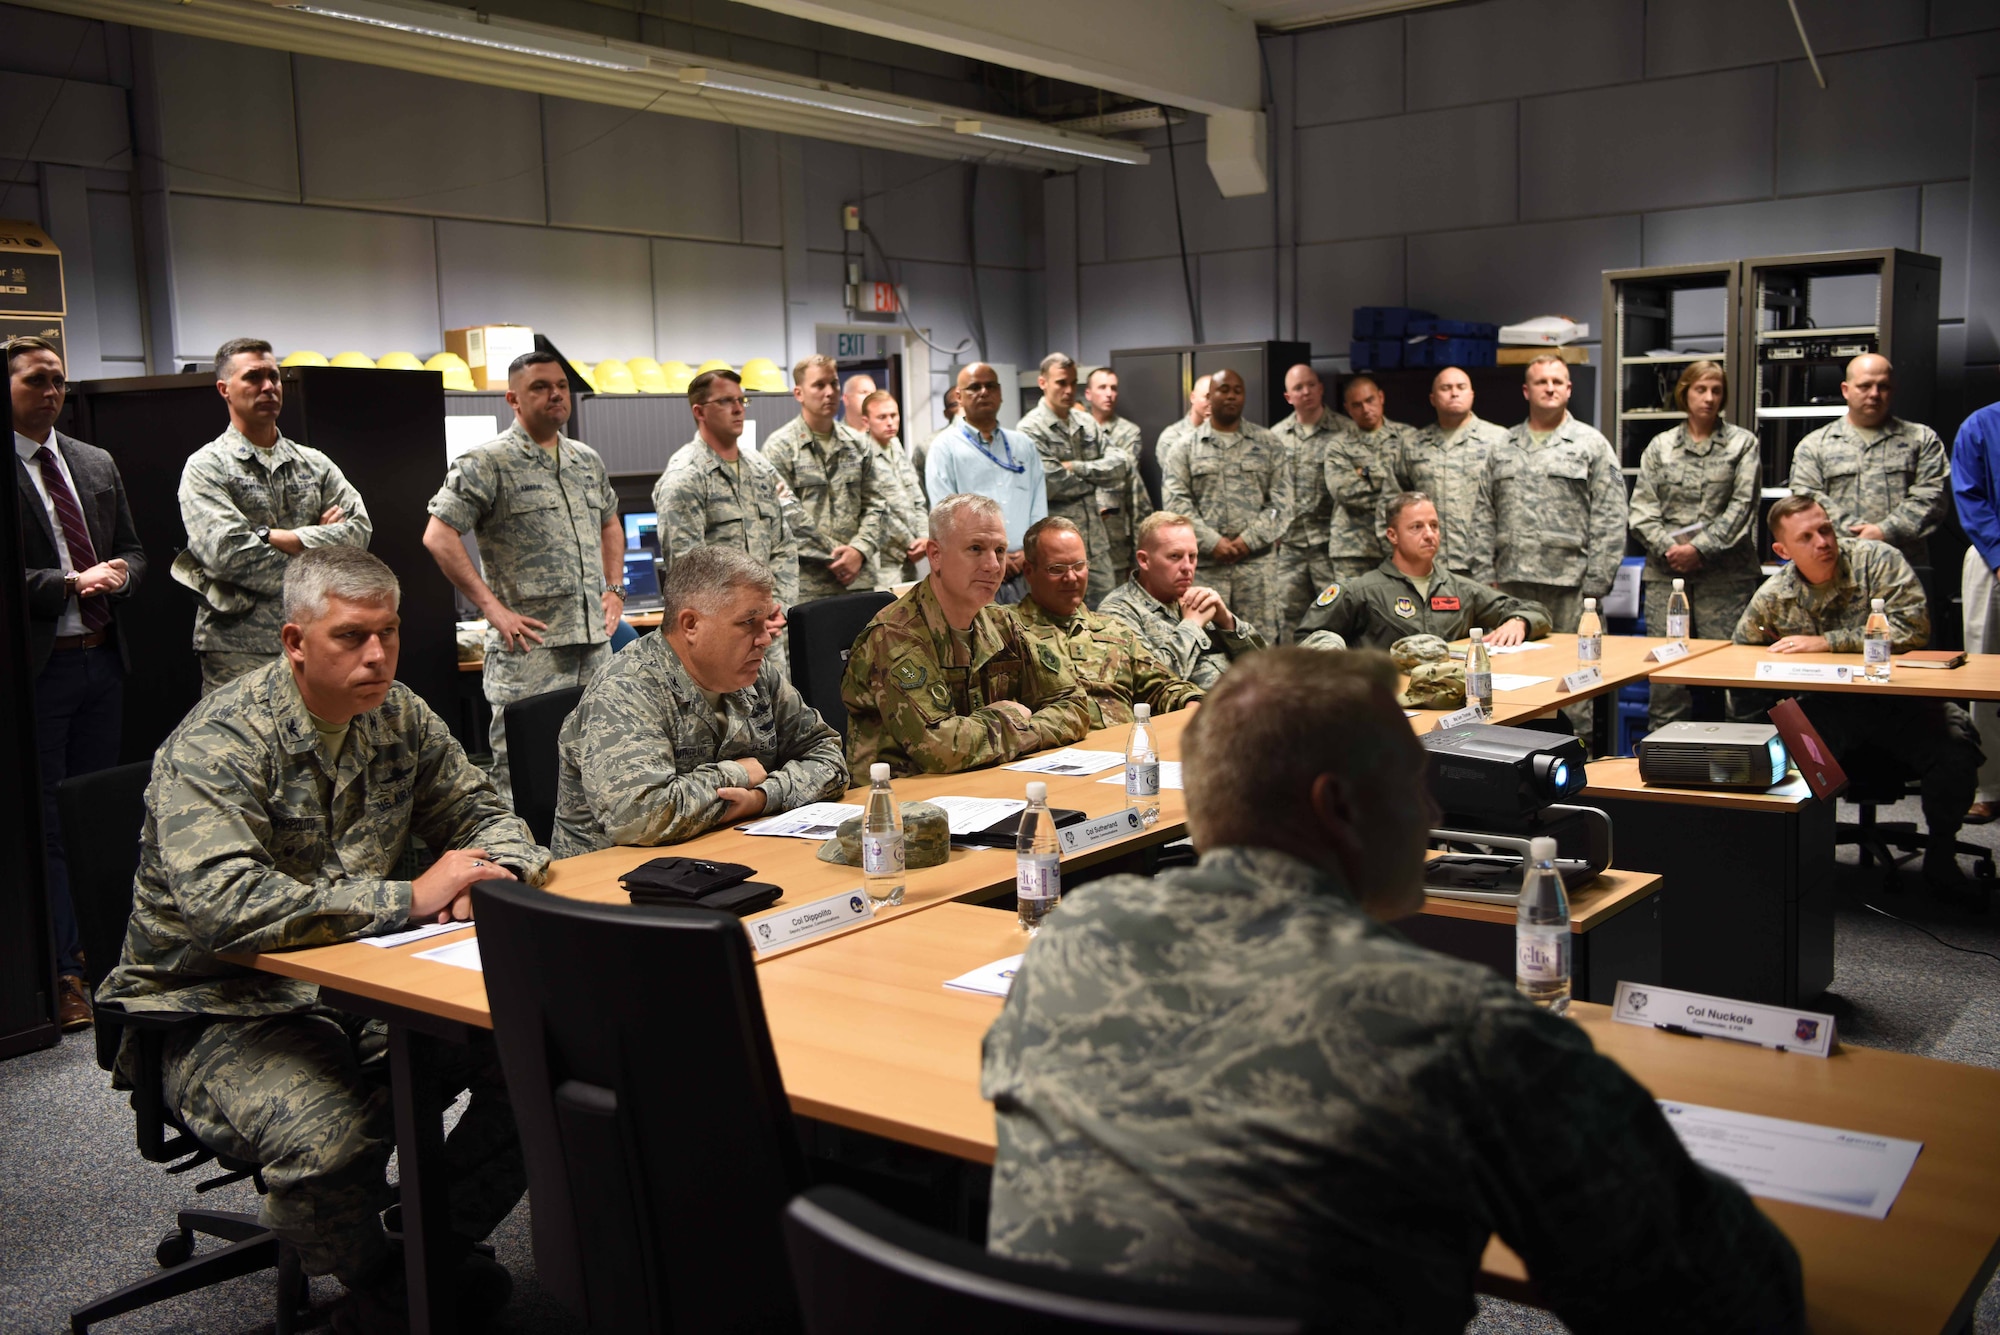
[56,761,151,992]
[787,590,895,740]
[475,879,808,1333]
[782,1185,1309,1334]
[505,684,586,845]
[1837,743,1996,894]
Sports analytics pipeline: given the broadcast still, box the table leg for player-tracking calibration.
[389,1024,458,1335]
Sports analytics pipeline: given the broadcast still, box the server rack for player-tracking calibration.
[1601,262,1740,474]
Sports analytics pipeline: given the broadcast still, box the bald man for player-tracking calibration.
[1787,354,1947,576]
[841,372,877,429]
[1271,364,1350,641]
[925,362,1047,602]
[1396,366,1509,579]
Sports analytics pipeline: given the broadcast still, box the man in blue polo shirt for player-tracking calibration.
[925,362,1046,605]
[1951,399,2000,822]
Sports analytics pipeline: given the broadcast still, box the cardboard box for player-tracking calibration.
[0,314,64,363]
[445,324,536,390]
[1497,345,1591,365]
[0,219,65,316]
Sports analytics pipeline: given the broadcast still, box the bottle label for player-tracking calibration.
[1516,924,1570,984]
[862,833,903,877]
[1017,852,1061,902]
[1125,760,1160,797]
[1577,634,1602,662]
[1666,614,1689,639]
[1467,671,1492,700]
[1864,637,1891,664]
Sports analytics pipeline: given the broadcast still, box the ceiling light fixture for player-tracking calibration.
[284,0,649,71]
[952,119,1148,166]
[676,67,943,128]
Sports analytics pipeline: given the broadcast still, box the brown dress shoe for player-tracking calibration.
[56,974,93,1031]
[1966,801,1997,825]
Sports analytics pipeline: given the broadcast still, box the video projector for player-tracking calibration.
[1421,723,1611,905]
[1636,722,1788,789]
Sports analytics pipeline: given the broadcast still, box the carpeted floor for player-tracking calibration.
[4,793,1998,1335]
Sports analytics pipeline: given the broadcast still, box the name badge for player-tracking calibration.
[1613,981,1836,1058]
[1558,666,1603,693]
[1057,808,1144,854]
[1429,595,1461,611]
[1646,641,1691,663]
[1755,661,1853,684]
[746,888,874,955]
[1436,705,1484,730]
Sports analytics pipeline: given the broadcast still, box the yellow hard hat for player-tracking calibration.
[376,351,425,370]
[694,358,732,375]
[280,350,328,367]
[594,359,637,393]
[660,361,694,393]
[442,367,476,390]
[329,351,375,369]
[739,357,786,392]
[424,352,469,371]
[628,357,670,394]
[573,362,600,392]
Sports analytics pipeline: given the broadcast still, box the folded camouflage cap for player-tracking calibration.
[817,800,951,869]
[1390,634,1451,671]
[1399,660,1466,709]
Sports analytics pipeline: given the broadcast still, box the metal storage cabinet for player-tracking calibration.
[1108,340,1309,508]
[1601,261,1741,474]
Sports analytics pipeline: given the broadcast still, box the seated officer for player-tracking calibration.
[1098,511,1267,689]
[1736,496,1982,895]
[552,545,848,856]
[843,493,1090,776]
[1011,516,1203,730]
[1298,491,1550,652]
[98,547,542,1333]
[983,649,1805,1333]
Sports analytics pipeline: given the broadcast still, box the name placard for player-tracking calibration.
[1613,981,1836,1057]
[746,888,874,955]
[1558,666,1604,693]
[1057,808,1144,855]
[1646,641,1691,664]
[1435,705,1485,730]
[1755,661,1853,684]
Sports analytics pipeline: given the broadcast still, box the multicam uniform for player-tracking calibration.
[1160,420,1293,639]
[1010,596,1204,730]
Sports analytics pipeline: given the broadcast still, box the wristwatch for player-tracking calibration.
[64,570,80,598]
[605,585,626,601]
[255,525,272,544]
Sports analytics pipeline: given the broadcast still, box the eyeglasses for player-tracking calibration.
[700,395,748,409]
[1039,561,1089,578]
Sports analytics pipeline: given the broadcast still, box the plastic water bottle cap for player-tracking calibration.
[1469,627,1484,639]
[1584,598,1597,610]
[870,762,890,783]
[1672,578,1684,590]
[1134,703,1150,720]
[1026,781,1047,803]
[1871,598,1885,611]
[1529,836,1558,862]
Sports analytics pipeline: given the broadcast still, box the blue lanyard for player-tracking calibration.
[960,421,1024,474]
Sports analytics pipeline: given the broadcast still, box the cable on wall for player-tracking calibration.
[1163,112,1204,345]
[962,163,990,364]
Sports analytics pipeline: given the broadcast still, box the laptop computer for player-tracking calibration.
[622,549,665,613]
[1767,697,1849,801]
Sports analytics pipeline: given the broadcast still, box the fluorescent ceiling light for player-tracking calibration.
[675,67,942,128]
[953,119,1148,166]
[285,0,649,71]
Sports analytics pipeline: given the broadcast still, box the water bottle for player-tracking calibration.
[1466,627,1493,719]
[1515,836,1571,1014]
[1016,781,1062,935]
[1125,703,1161,826]
[1666,578,1690,642]
[1864,597,1892,681]
[862,762,905,907]
[1576,597,1602,668]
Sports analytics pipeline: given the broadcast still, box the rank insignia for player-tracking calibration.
[1314,583,1340,607]
[891,661,927,690]
[1394,596,1417,618]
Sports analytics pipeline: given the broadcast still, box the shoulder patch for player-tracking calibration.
[1394,596,1417,619]
[1036,642,1064,673]
[891,661,927,691]
[1314,582,1340,607]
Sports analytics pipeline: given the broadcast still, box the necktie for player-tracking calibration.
[34,446,110,633]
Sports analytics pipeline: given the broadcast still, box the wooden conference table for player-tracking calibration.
[1650,642,2000,699]
[1401,633,1729,736]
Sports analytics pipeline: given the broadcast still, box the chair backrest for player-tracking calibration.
[56,760,152,990]
[504,685,586,845]
[787,591,895,739]
[782,1186,1309,1335]
[475,879,808,1333]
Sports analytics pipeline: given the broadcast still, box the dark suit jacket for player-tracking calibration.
[16,430,147,675]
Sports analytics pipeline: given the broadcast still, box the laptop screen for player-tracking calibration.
[622,511,659,553]
[623,550,661,601]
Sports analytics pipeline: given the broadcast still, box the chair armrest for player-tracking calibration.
[93,1003,212,1165]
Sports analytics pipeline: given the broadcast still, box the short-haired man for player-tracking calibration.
[1082,366,1155,591]
[1788,354,1947,575]
[1011,517,1203,730]
[1160,368,1293,639]
[1099,511,1267,689]
[1737,496,1981,895]
[1396,366,1509,577]
[657,367,802,619]
[552,545,847,857]
[1325,373,1417,582]
[840,371,876,429]
[763,353,890,601]
[424,350,622,807]
[1270,363,1348,643]
[14,335,147,1029]
[1146,374,1211,512]
[925,364,1048,604]
[842,493,1089,776]
[1019,353,1134,607]
[1299,492,1549,653]
[100,547,543,1329]
[859,388,931,588]
[983,648,1804,1332]
[179,337,372,693]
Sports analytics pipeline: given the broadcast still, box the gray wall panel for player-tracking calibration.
[1969,77,2000,365]
[1522,68,1773,220]
[1292,16,1403,127]
[1407,216,1640,328]
[1296,237,1405,355]
[1776,33,2000,197]
[803,141,861,254]
[1933,0,2000,36]
[1404,0,1642,111]
[1079,258,1195,365]
[1076,165,1106,266]
[1196,248,1277,347]
[1044,174,1079,357]
[867,155,967,266]
[1642,188,1920,267]
[1923,181,1971,322]
[153,33,297,201]
[1297,106,1515,242]
[87,187,143,361]
[543,97,740,241]
[0,76,129,171]
[1102,140,1189,263]
[651,237,786,366]
[0,1,116,82]
[437,219,654,364]
[0,176,38,233]
[1644,0,1926,77]
[739,129,782,247]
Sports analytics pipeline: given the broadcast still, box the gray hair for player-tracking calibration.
[1039,351,1077,377]
[1384,491,1434,528]
[929,492,1005,542]
[663,544,774,621]
[1021,515,1081,564]
[282,546,400,627]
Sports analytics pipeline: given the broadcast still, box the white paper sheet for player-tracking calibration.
[1096,762,1184,790]
[741,802,863,840]
[1489,674,1553,691]
[444,415,498,463]
[1657,1100,1921,1219]
[944,954,1024,998]
[1483,642,1547,655]
[1003,749,1127,776]
[361,921,474,949]
[928,795,1027,835]
[414,938,483,972]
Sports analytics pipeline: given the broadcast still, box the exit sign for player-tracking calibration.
[868,281,899,314]
[837,333,866,357]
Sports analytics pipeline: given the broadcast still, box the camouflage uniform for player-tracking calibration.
[178,426,372,693]
[98,661,545,1288]
[1629,422,1764,728]
[1323,420,1415,583]
[1097,575,1267,690]
[1297,559,1550,652]
[1090,415,1153,590]
[1159,420,1293,638]
[840,577,1091,777]
[1735,538,1979,848]
[870,433,931,589]
[1269,410,1349,643]
[428,422,615,806]
[1395,415,1508,577]
[983,845,1805,1331]
[761,415,889,602]
[550,633,848,857]
[1020,402,1133,607]
[1788,415,1948,573]
[1010,596,1204,730]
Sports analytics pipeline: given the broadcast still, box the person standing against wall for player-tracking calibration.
[763,354,891,602]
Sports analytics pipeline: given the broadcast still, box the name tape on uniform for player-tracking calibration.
[1435,705,1485,730]
[1646,641,1691,664]
[1755,661,1853,685]
[1057,808,1144,855]
[1613,980,1835,1057]
[1558,666,1604,693]
[746,888,874,955]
